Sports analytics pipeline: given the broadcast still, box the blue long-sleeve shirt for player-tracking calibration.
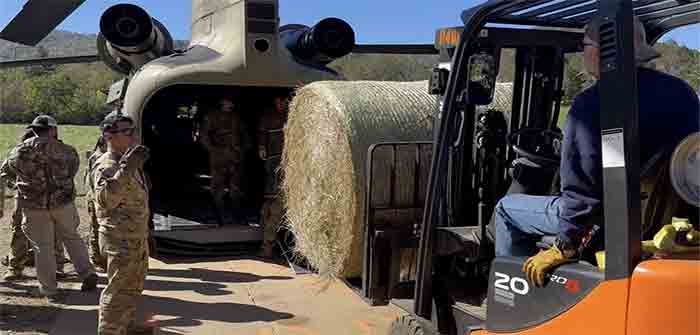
[557,68,700,246]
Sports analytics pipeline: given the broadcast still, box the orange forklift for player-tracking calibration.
[370,0,700,334]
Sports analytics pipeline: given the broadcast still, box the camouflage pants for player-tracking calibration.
[262,198,283,244]
[210,154,243,211]
[86,199,106,268]
[6,201,65,272]
[98,234,148,335]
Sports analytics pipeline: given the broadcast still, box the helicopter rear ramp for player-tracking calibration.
[49,257,403,334]
[152,223,264,256]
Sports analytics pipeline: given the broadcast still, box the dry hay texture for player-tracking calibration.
[281,80,514,280]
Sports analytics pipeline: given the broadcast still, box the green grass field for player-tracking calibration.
[0,124,100,195]
[558,105,571,129]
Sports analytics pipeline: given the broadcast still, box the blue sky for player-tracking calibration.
[1,0,698,48]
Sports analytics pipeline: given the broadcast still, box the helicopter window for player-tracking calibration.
[254,38,270,52]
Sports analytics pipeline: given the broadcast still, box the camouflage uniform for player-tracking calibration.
[257,98,288,256]
[199,103,245,218]
[85,139,107,269]
[0,136,95,293]
[92,150,150,335]
[1,132,66,275]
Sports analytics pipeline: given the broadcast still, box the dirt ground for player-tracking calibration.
[0,196,93,335]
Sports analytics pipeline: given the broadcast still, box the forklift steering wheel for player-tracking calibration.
[508,128,563,166]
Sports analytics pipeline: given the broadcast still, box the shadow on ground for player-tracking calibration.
[54,288,296,331]
[148,267,292,284]
[143,294,296,328]
[0,304,62,333]
[55,274,235,297]
[155,255,288,267]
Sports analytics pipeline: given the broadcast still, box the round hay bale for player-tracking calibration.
[281,81,514,280]
[281,80,436,279]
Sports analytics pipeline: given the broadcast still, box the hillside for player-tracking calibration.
[0,31,96,60]
[0,30,697,125]
[0,30,189,60]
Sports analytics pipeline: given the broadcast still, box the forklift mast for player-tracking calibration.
[419,23,580,322]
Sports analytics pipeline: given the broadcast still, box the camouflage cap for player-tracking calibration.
[27,115,58,129]
[100,110,134,132]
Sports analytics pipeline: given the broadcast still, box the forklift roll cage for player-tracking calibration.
[412,0,699,328]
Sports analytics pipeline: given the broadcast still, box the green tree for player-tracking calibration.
[24,71,80,119]
[0,68,31,123]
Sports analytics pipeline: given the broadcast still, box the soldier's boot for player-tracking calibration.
[2,268,24,281]
[55,247,69,279]
[7,248,34,267]
[211,187,228,225]
[56,264,67,280]
[81,273,98,292]
[127,323,157,335]
[91,255,107,273]
[258,241,275,259]
[229,187,246,222]
[24,250,35,267]
[89,227,107,272]
[32,287,62,303]
[2,249,34,267]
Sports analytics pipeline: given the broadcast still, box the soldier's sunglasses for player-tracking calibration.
[107,127,135,136]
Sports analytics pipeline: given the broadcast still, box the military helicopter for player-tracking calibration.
[0,0,439,256]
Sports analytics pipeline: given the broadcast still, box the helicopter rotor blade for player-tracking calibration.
[352,44,438,55]
[0,0,87,46]
[0,55,99,69]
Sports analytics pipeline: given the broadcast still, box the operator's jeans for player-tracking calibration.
[494,194,562,257]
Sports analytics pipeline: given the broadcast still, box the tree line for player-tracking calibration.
[0,39,697,126]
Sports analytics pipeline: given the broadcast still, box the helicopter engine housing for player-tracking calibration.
[281,17,355,65]
[97,3,175,75]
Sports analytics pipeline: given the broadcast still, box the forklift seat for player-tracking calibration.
[534,145,682,252]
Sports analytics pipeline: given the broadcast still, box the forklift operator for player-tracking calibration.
[494,15,700,287]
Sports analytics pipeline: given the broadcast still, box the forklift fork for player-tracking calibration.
[358,141,433,306]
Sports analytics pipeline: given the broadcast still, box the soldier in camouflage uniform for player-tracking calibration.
[2,128,68,280]
[92,112,153,335]
[0,115,96,297]
[257,96,289,258]
[85,136,107,271]
[198,97,246,222]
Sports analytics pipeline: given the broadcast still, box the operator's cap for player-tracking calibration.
[99,110,134,132]
[585,14,661,64]
[27,115,58,129]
